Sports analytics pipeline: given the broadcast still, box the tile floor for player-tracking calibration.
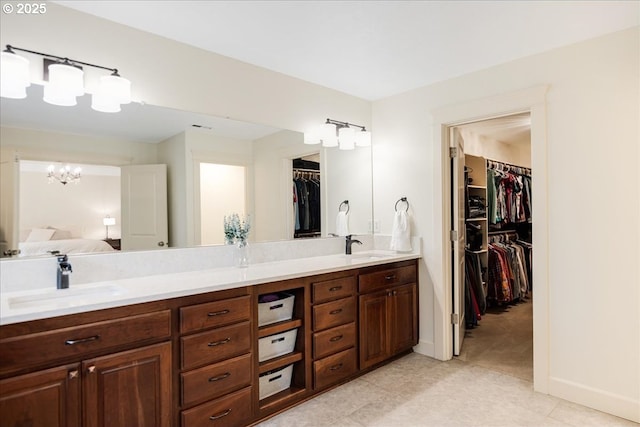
[258,299,637,427]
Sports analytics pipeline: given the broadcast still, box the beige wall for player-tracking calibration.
[19,169,120,240]
[372,28,639,421]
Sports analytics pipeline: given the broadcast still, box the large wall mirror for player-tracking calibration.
[0,84,373,258]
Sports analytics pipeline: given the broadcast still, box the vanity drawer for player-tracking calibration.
[312,276,356,304]
[181,353,252,407]
[180,295,251,334]
[313,347,357,390]
[181,386,252,427]
[181,321,251,370]
[359,264,417,294]
[313,322,356,360]
[0,310,171,371]
[312,296,355,331]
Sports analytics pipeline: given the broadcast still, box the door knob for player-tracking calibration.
[158,241,165,247]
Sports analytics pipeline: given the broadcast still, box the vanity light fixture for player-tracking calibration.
[0,45,132,112]
[305,118,371,150]
[47,164,82,185]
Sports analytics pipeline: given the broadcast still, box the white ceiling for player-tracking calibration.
[55,0,639,101]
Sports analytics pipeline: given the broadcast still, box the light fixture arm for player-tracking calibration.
[325,118,367,132]
[5,45,121,76]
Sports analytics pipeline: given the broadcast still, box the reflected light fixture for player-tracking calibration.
[1,44,131,113]
[103,215,116,239]
[305,118,371,149]
[47,164,82,185]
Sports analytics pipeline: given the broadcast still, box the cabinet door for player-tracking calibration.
[390,283,418,354]
[359,290,390,370]
[0,364,81,427]
[83,342,172,427]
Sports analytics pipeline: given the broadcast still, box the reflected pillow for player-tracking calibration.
[50,229,72,240]
[25,228,55,242]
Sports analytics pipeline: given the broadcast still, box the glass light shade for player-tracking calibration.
[319,122,336,139]
[103,216,116,226]
[43,84,78,106]
[304,129,321,145]
[356,130,372,147]
[338,126,356,150]
[0,51,31,99]
[48,63,84,96]
[99,74,131,104]
[91,91,121,113]
[322,135,338,147]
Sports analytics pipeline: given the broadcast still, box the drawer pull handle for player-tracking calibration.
[329,309,343,315]
[209,409,231,421]
[208,338,231,347]
[208,372,231,382]
[269,374,282,382]
[329,335,343,342]
[271,337,286,344]
[330,363,343,371]
[207,309,230,317]
[385,274,397,281]
[329,286,342,292]
[65,335,100,345]
[269,303,283,310]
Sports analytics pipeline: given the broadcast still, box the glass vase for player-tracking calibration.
[235,239,249,267]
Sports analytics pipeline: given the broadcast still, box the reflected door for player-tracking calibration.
[0,157,19,257]
[120,164,168,250]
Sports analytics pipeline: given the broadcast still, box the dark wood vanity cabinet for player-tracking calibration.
[178,293,253,427]
[311,273,358,391]
[358,262,418,370]
[0,309,172,427]
[0,259,419,427]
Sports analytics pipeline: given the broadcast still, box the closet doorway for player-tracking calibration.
[450,113,534,382]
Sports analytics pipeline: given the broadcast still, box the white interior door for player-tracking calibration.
[452,127,466,355]
[120,164,168,251]
[0,157,19,257]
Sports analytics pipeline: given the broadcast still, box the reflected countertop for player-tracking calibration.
[0,250,420,326]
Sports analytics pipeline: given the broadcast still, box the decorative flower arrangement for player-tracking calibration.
[223,213,251,244]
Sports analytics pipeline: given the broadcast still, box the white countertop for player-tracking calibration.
[0,250,420,326]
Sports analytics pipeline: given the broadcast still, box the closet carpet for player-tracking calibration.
[257,299,636,427]
[456,297,534,382]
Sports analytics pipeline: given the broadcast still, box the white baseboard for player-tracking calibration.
[413,339,436,359]
[549,376,640,423]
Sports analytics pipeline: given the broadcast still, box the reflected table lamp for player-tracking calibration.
[103,216,116,239]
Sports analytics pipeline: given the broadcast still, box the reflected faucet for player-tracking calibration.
[345,235,362,255]
[57,254,72,289]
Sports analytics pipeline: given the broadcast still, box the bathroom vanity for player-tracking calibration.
[0,253,418,427]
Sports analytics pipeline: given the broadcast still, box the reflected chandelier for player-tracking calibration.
[304,118,371,150]
[0,44,132,113]
[48,164,82,185]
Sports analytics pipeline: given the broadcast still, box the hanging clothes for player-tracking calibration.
[487,161,532,227]
[486,238,531,305]
[293,167,322,237]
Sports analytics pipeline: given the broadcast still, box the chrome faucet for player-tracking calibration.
[345,235,362,255]
[57,254,72,289]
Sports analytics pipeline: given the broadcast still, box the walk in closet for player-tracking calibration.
[464,155,533,327]
[292,157,321,239]
[455,113,534,381]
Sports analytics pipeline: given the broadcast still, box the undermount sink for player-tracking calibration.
[343,251,396,260]
[8,284,126,310]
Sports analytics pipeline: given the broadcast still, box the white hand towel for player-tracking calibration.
[336,211,350,237]
[390,210,412,252]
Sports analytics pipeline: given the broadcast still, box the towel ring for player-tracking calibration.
[395,197,409,212]
[339,200,350,214]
